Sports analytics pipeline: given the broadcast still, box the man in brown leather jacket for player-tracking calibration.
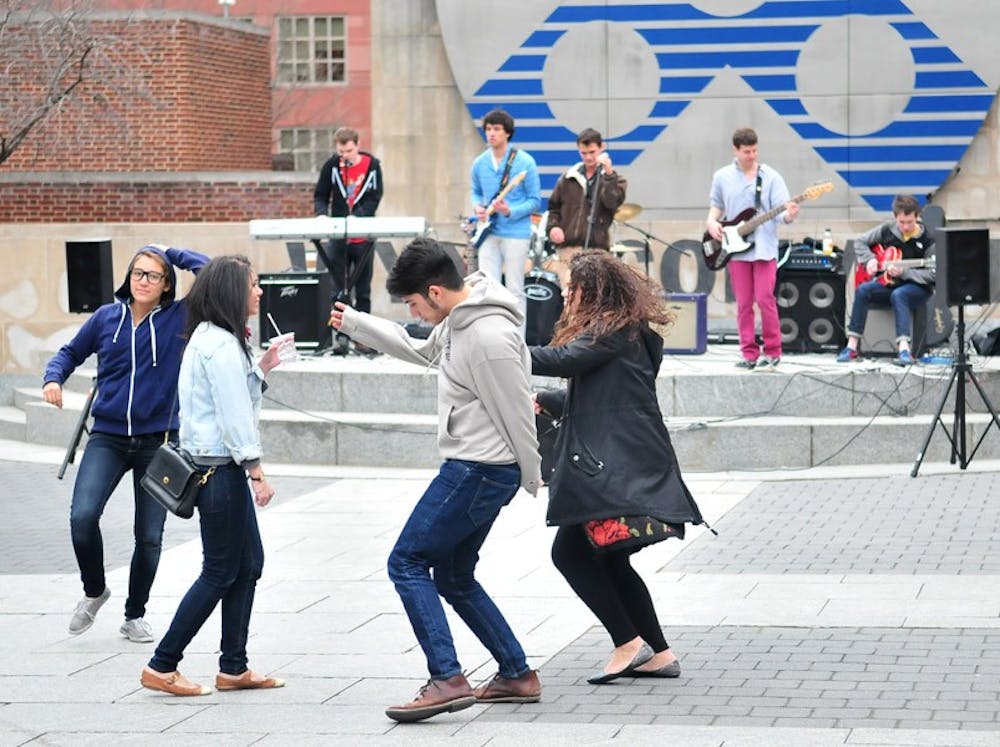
[546,128,627,282]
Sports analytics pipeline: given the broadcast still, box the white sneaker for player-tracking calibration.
[68,587,110,635]
[119,617,155,643]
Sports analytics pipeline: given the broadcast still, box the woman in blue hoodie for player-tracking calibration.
[43,244,208,642]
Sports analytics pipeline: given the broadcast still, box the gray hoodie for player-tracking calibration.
[339,273,541,495]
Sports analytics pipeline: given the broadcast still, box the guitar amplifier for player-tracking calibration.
[662,293,707,355]
[781,251,841,272]
[259,272,332,350]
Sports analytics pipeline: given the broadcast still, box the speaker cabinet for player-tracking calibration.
[936,227,990,305]
[66,239,114,313]
[775,269,847,353]
[259,273,332,350]
[663,293,707,354]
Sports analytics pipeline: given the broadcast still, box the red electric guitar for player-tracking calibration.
[853,244,935,288]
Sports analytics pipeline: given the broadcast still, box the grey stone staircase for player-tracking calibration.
[8,348,1000,472]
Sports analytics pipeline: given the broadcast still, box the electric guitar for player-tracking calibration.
[702,181,834,271]
[854,244,935,287]
[468,171,528,248]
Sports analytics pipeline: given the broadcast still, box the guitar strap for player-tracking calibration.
[754,168,763,211]
[490,148,519,202]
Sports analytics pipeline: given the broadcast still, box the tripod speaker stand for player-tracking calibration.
[911,226,998,476]
[911,306,1000,475]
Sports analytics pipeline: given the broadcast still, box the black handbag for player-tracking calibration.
[141,441,214,520]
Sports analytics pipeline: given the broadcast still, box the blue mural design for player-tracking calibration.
[453,1,996,213]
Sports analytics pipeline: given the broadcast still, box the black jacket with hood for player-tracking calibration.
[531,324,704,528]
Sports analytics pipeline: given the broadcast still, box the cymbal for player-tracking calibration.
[614,203,642,221]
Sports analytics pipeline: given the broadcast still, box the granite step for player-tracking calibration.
[12,349,1000,472]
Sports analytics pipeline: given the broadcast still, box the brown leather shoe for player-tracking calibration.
[474,670,541,703]
[140,666,211,696]
[385,673,476,723]
[215,669,286,691]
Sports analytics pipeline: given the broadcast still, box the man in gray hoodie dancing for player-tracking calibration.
[331,237,543,723]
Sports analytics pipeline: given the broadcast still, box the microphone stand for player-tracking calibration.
[583,169,603,252]
[620,220,690,277]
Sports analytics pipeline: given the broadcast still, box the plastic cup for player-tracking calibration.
[269,332,298,363]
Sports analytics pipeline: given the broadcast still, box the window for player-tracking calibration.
[276,16,346,84]
[278,128,338,172]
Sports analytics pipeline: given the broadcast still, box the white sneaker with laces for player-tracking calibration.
[119,617,155,643]
[68,587,111,635]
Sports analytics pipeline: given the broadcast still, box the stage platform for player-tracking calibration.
[9,343,1000,473]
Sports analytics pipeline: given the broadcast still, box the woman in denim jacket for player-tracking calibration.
[140,255,288,697]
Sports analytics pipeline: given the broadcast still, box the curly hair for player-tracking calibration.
[549,251,674,346]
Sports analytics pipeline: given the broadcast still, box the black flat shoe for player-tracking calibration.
[587,643,653,685]
[628,660,681,678]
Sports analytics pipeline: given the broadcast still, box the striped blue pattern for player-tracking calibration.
[457,1,994,210]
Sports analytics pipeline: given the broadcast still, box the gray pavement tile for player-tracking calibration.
[0,462,332,574]
[668,473,1000,576]
[457,722,622,744]
[526,625,1000,732]
[6,452,1000,742]
[168,703,399,735]
[0,701,210,732]
[847,728,1000,745]
[0,734,261,746]
[0,675,143,703]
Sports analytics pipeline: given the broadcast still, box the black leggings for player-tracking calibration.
[551,525,669,652]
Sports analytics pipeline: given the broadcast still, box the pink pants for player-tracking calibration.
[728,259,781,361]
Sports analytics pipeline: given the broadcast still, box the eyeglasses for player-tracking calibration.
[131,268,166,284]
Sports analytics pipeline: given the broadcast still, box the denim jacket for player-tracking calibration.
[178,321,264,466]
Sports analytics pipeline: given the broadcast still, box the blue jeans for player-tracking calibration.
[70,431,169,619]
[848,281,933,343]
[149,463,263,675]
[387,459,528,681]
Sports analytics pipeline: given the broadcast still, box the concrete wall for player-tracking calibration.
[4,0,1000,375]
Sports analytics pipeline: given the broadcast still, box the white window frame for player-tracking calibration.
[278,128,339,172]
[275,15,347,86]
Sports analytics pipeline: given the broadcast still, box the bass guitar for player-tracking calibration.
[468,171,528,249]
[702,181,834,271]
[854,244,935,287]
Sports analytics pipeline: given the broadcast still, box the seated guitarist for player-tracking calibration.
[837,194,935,366]
[707,127,799,370]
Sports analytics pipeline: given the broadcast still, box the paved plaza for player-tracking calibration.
[1,437,999,745]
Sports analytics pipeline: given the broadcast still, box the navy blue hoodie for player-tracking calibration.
[43,246,209,437]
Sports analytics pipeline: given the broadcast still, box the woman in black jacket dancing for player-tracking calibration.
[531,250,706,684]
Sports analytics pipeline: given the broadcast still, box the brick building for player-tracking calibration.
[0,12,288,222]
[1,2,373,223]
[3,15,272,173]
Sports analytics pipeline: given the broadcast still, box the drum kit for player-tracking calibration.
[460,203,650,345]
[521,202,645,345]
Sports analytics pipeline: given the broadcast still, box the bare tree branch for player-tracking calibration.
[0,0,153,166]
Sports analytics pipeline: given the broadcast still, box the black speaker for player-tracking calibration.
[936,227,990,305]
[775,268,847,353]
[259,272,332,350]
[66,239,114,313]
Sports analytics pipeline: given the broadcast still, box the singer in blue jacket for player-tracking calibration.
[43,244,208,642]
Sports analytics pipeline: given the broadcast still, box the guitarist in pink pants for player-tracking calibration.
[706,128,799,370]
